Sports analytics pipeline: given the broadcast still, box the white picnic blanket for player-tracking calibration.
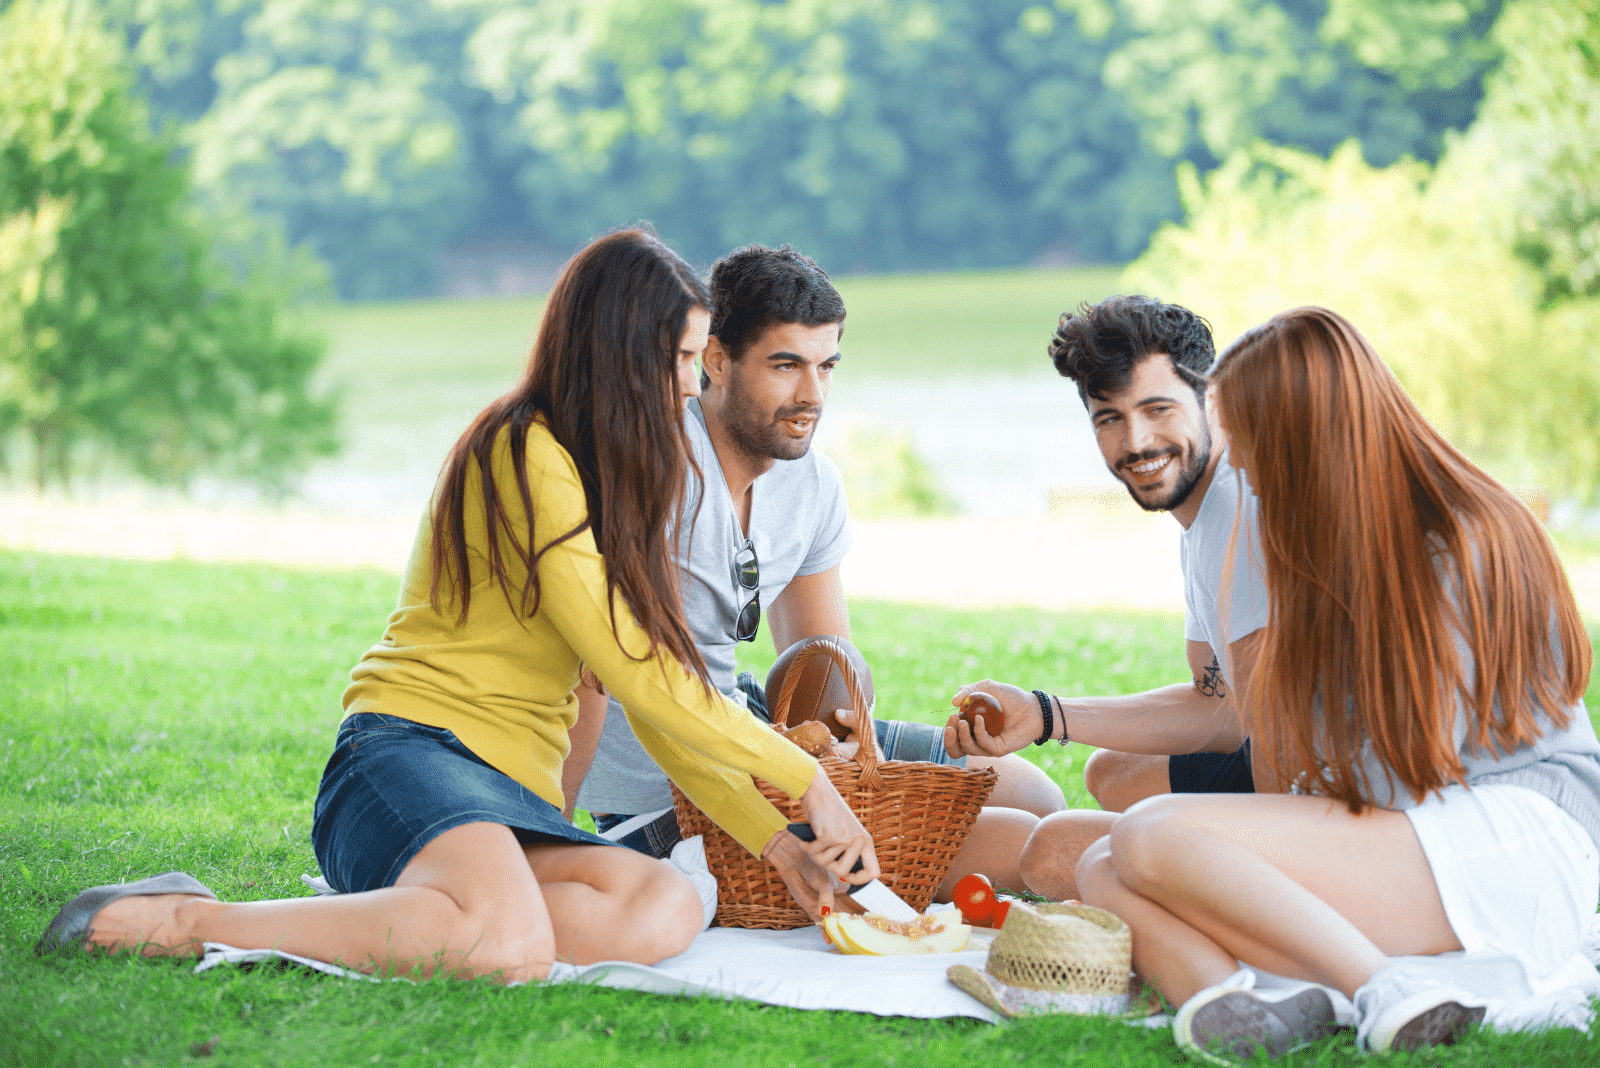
[196,925,1002,1021]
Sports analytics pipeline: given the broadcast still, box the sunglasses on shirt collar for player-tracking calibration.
[734,541,760,642]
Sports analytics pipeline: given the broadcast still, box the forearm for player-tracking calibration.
[560,680,609,819]
[1054,684,1246,756]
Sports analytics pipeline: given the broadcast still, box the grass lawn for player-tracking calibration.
[3,550,1598,1066]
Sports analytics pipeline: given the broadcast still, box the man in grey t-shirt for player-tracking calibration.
[944,295,1270,899]
[570,244,1064,862]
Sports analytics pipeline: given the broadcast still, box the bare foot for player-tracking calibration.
[87,893,210,956]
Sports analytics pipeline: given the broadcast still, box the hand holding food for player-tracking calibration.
[959,692,1005,735]
[830,707,886,764]
[943,680,1044,758]
[782,720,836,757]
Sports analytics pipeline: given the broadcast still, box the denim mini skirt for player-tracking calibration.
[312,711,615,893]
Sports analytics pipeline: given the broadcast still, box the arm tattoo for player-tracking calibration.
[1196,654,1228,699]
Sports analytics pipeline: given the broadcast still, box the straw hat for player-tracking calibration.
[948,902,1133,1017]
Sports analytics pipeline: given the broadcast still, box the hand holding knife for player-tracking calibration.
[787,822,919,921]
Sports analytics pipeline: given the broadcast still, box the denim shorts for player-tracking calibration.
[312,712,615,893]
[1168,741,1255,794]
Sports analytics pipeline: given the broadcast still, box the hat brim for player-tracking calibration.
[948,964,1131,1019]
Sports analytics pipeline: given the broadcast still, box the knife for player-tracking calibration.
[786,822,921,922]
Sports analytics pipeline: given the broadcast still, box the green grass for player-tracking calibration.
[3,551,1598,1067]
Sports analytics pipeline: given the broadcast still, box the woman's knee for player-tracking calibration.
[1074,833,1118,908]
[621,862,703,963]
[1106,795,1197,895]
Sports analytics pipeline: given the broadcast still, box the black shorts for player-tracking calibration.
[1168,741,1255,794]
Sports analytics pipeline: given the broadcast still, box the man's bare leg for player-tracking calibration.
[1083,749,1170,812]
[969,754,1066,816]
[1019,810,1117,900]
[934,807,1040,900]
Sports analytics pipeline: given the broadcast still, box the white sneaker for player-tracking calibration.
[1354,962,1487,1053]
[1173,969,1342,1065]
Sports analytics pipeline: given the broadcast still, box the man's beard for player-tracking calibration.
[723,380,820,462]
[1113,430,1212,513]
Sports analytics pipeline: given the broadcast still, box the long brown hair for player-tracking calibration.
[1212,306,1589,808]
[428,227,711,683]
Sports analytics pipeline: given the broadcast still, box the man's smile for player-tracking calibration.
[1120,451,1178,486]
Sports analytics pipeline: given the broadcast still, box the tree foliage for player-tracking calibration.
[0,0,337,490]
[1463,0,1600,304]
[89,0,1506,298]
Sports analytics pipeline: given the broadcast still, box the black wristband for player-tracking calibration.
[1032,689,1053,746]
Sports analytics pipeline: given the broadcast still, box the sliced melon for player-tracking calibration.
[830,912,971,955]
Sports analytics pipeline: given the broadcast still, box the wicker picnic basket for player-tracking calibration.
[671,636,998,929]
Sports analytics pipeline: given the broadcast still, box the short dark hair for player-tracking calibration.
[1048,295,1214,404]
[707,244,846,363]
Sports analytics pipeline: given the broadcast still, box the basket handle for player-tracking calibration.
[771,636,882,790]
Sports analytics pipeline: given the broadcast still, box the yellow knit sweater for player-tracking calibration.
[343,419,817,855]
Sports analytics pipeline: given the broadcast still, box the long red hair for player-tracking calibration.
[1212,306,1589,808]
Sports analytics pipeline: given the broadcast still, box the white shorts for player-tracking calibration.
[1406,783,1600,980]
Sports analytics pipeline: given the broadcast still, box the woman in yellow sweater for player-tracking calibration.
[38,228,877,981]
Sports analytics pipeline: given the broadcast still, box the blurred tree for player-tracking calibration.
[1458,0,1599,304]
[89,0,1508,298]
[467,0,1180,269]
[184,0,487,298]
[1055,0,1502,166]
[0,0,337,490]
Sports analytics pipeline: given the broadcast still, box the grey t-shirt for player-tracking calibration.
[577,398,853,814]
[1181,452,1270,684]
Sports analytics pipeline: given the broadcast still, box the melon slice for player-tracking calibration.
[829,912,971,955]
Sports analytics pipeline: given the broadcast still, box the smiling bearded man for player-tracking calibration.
[942,294,1273,901]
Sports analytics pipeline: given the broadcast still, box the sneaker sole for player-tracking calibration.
[1177,987,1338,1065]
[1391,1001,1486,1052]
[1365,987,1487,1053]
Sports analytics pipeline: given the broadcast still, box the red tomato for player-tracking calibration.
[990,900,1012,929]
[952,873,997,924]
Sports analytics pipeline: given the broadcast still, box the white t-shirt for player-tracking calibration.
[1181,452,1270,684]
[577,398,853,814]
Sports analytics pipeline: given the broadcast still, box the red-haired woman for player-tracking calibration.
[37,228,876,980]
[1098,306,1600,1057]
[961,306,1599,1059]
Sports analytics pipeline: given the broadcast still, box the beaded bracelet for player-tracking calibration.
[1031,689,1053,746]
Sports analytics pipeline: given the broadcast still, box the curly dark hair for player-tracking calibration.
[1048,295,1214,404]
[707,244,845,368]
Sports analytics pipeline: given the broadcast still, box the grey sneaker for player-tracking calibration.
[1174,969,1342,1065]
[1354,962,1487,1053]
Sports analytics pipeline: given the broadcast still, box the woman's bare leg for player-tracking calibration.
[82,822,556,979]
[1078,793,1461,1005]
[81,822,702,980]
[969,755,1066,816]
[935,807,1039,900]
[525,839,702,964]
